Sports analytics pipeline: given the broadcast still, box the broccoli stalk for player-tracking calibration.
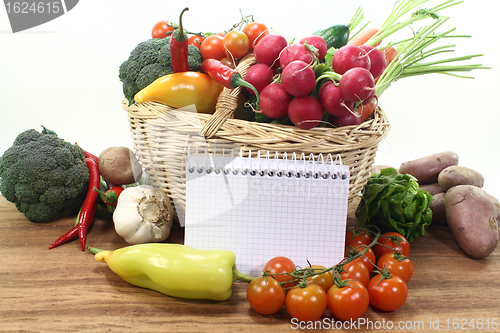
[0,127,89,222]
[119,36,203,105]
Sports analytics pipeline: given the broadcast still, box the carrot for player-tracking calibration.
[381,46,398,65]
[357,100,377,122]
[348,28,381,47]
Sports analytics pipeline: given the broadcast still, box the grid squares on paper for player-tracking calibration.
[184,152,350,277]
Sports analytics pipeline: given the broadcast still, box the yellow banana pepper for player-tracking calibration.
[134,72,224,114]
[90,244,254,301]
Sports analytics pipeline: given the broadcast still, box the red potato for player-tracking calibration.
[399,151,459,184]
[254,34,288,67]
[279,43,315,69]
[258,83,292,119]
[281,60,316,97]
[438,166,485,191]
[299,35,327,60]
[288,96,324,130]
[430,192,447,226]
[244,63,274,96]
[445,185,499,259]
[419,183,445,196]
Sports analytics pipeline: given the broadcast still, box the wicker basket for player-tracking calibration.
[123,53,390,222]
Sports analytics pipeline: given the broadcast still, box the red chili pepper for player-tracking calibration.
[200,58,260,102]
[75,143,99,165]
[78,158,100,251]
[170,7,190,73]
[94,186,124,206]
[48,225,78,250]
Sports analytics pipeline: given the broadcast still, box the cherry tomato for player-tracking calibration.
[200,34,226,60]
[263,256,297,292]
[367,274,408,312]
[345,227,372,247]
[246,276,286,315]
[327,279,369,321]
[346,245,376,273]
[339,260,370,287]
[286,284,327,322]
[151,20,174,39]
[188,35,205,49]
[242,22,269,49]
[374,232,411,259]
[305,265,334,293]
[377,252,414,282]
[223,30,250,59]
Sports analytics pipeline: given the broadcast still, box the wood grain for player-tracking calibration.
[1,195,499,333]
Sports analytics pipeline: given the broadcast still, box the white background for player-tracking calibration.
[1,0,498,199]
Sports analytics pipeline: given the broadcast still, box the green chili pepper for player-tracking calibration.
[89,244,255,301]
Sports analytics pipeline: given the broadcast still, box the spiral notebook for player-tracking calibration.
[183,147,350,277]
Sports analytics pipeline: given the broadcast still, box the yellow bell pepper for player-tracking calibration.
[133,72,224,114]
[90,244,254,301]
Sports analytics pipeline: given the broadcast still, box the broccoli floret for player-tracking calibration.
[119,36,203,105]
[187,45,202,72]
[135,63,173,91]
[0,128,89,222]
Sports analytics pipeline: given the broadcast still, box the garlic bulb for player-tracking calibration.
[113,185,174,244]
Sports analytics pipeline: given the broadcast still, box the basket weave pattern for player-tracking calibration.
[123,54,390,220]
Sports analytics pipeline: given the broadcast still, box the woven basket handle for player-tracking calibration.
[200,53,258,138]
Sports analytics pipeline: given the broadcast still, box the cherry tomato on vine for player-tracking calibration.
[200,34,226,60]
[246,276,286,315]
[305,265,334,293]
[339,260,370,287]
[327,279,369,321]
[263,256,297,291]
[367,274,408,312]
[286,284,327,322]
[242,22,269,49]
[223,30,250,59]
[374,232,411,259]
[346,245,376,273]
[151,20,174,39]
[188,35,205,49]
[377,252,414,282]
[345,227,372,247]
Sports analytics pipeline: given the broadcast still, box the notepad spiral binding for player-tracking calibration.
[186,147,349,180]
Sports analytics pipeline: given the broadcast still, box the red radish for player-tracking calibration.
[361,88,376,105]
[279,43,315,69]
[281,60,316,97]
[359,45,387,79]
[245,63,274,96]
[299,35,327,60]
[318,81,354,116]
[339,67,375,102]
[254,34,288,67]
[332,45,371,75]
[288,96,324,130]
[329,111,362,127]
[258,83,293,119]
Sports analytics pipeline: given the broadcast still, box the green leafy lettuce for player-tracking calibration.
[355,168,433,242]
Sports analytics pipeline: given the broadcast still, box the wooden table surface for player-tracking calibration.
[1,195,499,333]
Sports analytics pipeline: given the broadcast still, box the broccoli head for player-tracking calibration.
[119,36,203,105]
[0,128,89,222]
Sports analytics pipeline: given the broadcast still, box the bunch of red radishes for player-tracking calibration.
[244,33,388,130]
